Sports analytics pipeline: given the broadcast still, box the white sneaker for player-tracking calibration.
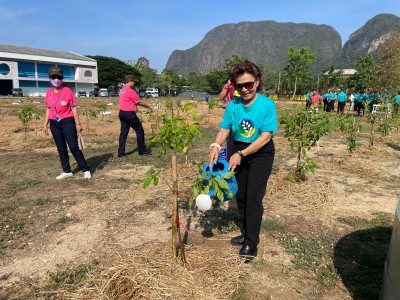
[83,171,92,179]
[56,172,73,180]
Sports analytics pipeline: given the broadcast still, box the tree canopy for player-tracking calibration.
[283,47,316,98]
[86,55,140,89]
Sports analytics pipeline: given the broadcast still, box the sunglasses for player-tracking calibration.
[234,81,256,90]
[51,75,63,80]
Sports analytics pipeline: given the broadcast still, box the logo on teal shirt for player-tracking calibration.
[238,118,255,138]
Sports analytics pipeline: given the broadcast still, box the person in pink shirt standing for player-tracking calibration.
[118,75,153,157]
[43,67,91,180]
[219,79,235,105]
[310,90,323,111]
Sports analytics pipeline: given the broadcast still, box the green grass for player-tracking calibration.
[337,211,392,231]
[5,179,41,197]
[277,212,393,299]
[261,218,284,232]
[279,233,338,287]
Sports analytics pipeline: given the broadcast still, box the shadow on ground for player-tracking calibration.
[333,226,392,300]
[386,143,400,152]
[198,206,241,238]
[73,153,113,174]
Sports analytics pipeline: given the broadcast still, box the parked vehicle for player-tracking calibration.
[78,90,87,97]
[89,90,98,97]
[138,89,149,99]
[145,88,159,98]
[99,88,109,97]
[12,88,23,97]
[109,91,118,97]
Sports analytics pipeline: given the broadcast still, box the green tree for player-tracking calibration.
[136,65,160,89]
[280,108,332,181]
[160,69,184,96]
[376,32,400,94]
[223,55,249,73]
[18,104,40,131]
[144,103,202,262]
[86,55,140,88]
[350,54,376,92]
[259,64,281,92]
[186,72,210,92]
[206,69,228,92]
[284,47,317,100]
[337,115,361,153]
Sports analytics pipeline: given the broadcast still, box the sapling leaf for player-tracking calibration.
[143,176,153,188]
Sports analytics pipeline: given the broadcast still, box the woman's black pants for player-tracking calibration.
[233,140,275,249]
[50,117,89,173]
[118,110,146,156]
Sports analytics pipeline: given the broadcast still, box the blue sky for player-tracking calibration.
[1,0,399,72]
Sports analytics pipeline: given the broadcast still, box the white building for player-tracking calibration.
[0,44,98,97]
[323,69,357,77]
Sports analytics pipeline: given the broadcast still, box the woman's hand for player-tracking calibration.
[76,124,83,133]
[229,153,242,172]
[208,146,219,167]
[43,125,48,136]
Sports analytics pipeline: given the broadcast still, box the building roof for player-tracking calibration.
[323,69,357,76]
[0,44,95,63]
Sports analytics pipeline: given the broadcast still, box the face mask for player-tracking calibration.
[51,79,63,87]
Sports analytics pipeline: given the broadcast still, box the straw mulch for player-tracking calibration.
[267,170,342,211]
[315,155,382,178]
[49,243,246,300]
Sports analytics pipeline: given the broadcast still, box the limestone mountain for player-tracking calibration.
[338,14,400,67]
[166,20,342,75]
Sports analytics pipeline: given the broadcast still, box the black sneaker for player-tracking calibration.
[139,149,152,155]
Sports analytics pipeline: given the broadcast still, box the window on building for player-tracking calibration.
[38,81,51,88]
[59,65,75,80]
[0,63,10,75]
[18,62,35,78]
[37,63,55,78]
[84,70,92,78]
[19,80,36,88]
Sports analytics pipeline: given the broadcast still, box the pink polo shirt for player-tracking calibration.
[224,84,235,104]
[119,85,140,111]
[45,86,77,120]
[310,94,323,107]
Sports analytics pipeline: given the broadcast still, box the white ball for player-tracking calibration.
[196,194,212,211]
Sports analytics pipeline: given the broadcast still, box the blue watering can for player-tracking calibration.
[201,159,238,201]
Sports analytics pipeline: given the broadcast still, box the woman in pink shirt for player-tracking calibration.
[117,75,153,157]
[310,90,323,111]
[43,67,91,180]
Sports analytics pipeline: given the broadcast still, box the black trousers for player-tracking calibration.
[338,101,346,113]
[50,117,89,173]
[323,99,328,111]
[357,102,364,116]
[118,110,146,156]
[233,140,275,248]
[326,101,335,112]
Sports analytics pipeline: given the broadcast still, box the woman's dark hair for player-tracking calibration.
[230,61,263,92]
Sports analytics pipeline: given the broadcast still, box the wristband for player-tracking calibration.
[209,143,221,152]
[237,150,245,159]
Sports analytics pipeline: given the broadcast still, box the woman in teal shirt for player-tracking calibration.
[209,61,278,259]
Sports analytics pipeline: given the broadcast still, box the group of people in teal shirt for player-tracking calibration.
[306,89,400,116]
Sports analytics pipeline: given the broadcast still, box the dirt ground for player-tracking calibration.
[0,97,399,299]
